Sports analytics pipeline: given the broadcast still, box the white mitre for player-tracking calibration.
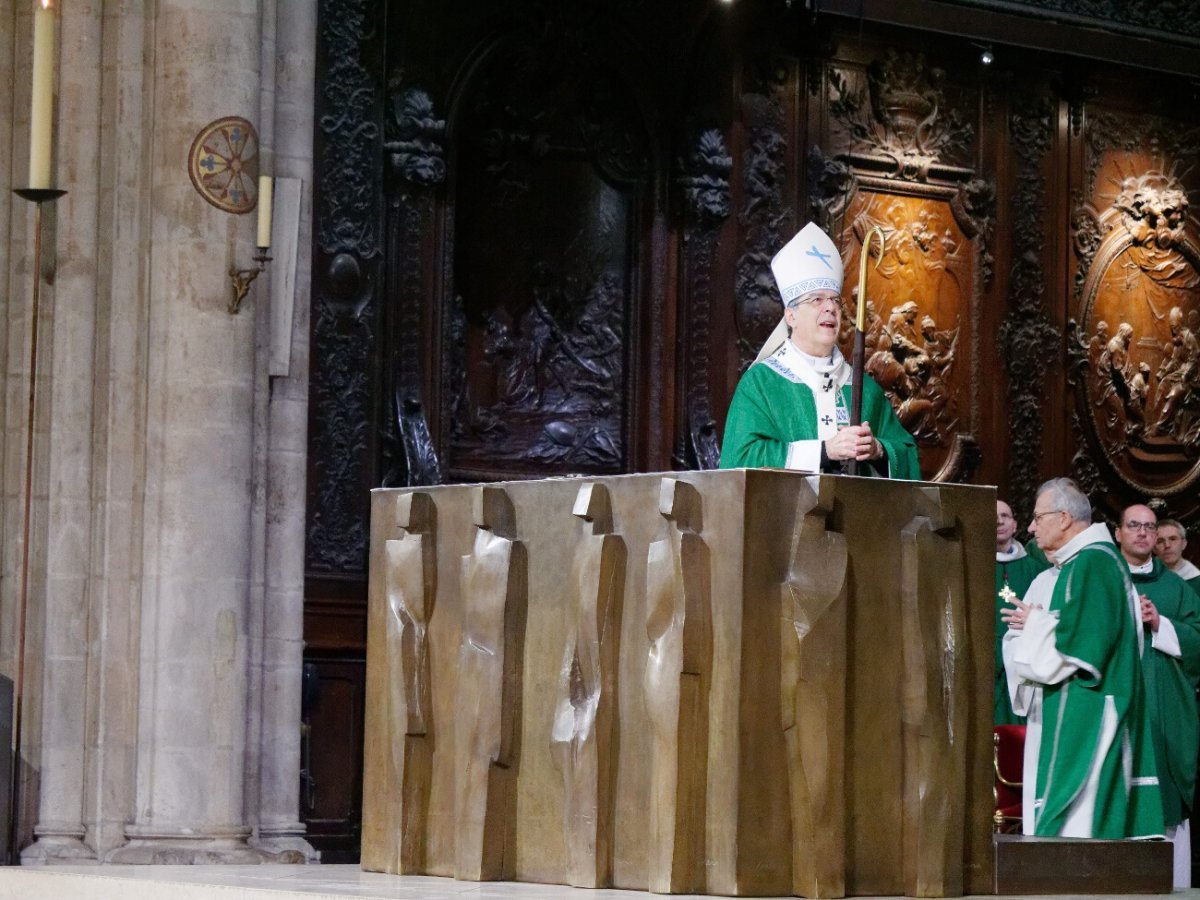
[755,222,845,363]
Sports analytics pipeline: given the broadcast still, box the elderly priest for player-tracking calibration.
[719,222,919,477]
[1001,478,1164,839]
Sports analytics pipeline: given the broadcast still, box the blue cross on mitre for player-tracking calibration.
[806,244,833,270]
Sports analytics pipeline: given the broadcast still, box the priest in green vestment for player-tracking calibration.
[718,222,919,478]
[995,499,1048,725]
[1156,518,1200,593]
[1116,504,1200,888]
[1001,478,1163,839]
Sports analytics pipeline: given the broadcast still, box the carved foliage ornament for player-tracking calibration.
[970,0,1200,43]
[308,0,381,573]
[386,87,447,188]
[828,51,974,180]
[676,128,732,470]
[677,129,732,225]
[735,75,790,371]
[1000,95,1059,521]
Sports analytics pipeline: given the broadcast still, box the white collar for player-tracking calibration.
[1127,558,1154,575]
[1171,558,1200,579]
[1051,521,1115,567]
[997,542,1027,563]
[768,341,849,384]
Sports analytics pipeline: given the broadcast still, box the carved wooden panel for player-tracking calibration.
[442,30,651,481]
[812,51,990,483]
[998,92,1057,524]
[1070,106,1200,509]
[307,0,387,576]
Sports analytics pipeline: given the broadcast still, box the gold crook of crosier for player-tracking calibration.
[855,226,886,331]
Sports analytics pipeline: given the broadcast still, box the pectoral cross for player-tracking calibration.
[998,584,1018,605]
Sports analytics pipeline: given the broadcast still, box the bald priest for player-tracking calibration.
[719,222,919,478]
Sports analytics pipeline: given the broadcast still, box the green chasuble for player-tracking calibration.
[1130,558,1200,827]
[1033,539,1163,838]
[994,548,1048,725]
[719,351,919,478]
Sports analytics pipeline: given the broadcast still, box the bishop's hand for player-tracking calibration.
[825,423,882,462]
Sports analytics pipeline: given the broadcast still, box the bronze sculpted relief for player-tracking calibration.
[1076,161,1200,493]
[551,483,626,887]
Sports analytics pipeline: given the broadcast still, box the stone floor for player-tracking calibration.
[0,866,1195,900]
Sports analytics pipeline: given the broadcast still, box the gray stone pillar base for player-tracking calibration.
[106,828,266,865]
[252,825,320,863]
[20,832,97,866]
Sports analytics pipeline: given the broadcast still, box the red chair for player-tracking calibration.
[993,724,1026,833]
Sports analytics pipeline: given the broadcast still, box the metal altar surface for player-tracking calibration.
[362,471,996,898]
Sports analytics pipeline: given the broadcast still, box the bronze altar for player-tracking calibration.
[362,470,996,897]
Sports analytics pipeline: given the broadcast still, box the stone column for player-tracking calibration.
[249,0,318,862]
[20,0,102,866]
[106,0,265,864]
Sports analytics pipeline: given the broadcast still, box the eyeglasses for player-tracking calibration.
[1122,520,1158,533]
[790,295,844,310]
[1030,509,1063,524]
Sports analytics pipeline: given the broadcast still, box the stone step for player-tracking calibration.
[994,833,1173,894]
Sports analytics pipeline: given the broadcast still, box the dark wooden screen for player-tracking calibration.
[305,0,1200,861]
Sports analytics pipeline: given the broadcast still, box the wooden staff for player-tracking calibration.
[847,226,885,476]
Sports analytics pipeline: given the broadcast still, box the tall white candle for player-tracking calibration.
[28,0,56,190]
[256,175,273,249]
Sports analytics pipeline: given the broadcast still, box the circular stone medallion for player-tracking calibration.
[188,116,260,214]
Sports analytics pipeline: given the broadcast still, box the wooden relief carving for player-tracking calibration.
[382,86,446,489]
[677,129,732,470]
[988,0,1200,43]
[308,0,384,574]
[455,487,527,880]
[998,95,1057,522]
[1070,107,1200,508]
[815,50,989,482]
[779,477,847,898]
[644,478,711,894]
[736,61,792,370]
[1075,151,1195,496]
[550,483,627,887]
[443,26,650,478]
[837,191,979,479]
[382,492,437,872]
[899,489,969,897]
[827,51,974,181]
[1071,111,1200,497]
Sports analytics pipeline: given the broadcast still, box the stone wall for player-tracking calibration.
[0,0,316,864]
